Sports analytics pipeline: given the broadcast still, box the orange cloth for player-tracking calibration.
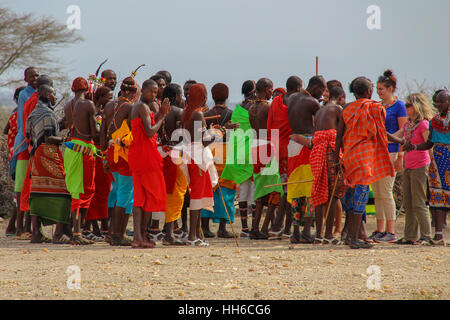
[112,120,133,163]
[342,99,394,187]
[165,164,188,223]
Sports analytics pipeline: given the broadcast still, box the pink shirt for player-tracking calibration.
[403,120,430,169]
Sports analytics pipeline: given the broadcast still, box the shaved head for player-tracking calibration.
[286,76,302,92]
[350,76,374,99]
[256,78,273,92]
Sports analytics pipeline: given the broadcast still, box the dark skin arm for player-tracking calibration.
[140,98,170,139]
[404,127,434,151]
[334,112,345,165]
[87,100,100,138]
[45,135,64,145]
[100,101,114,151]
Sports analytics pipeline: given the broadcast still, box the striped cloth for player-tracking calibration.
[310,129,337,207]
[342,99,394,187]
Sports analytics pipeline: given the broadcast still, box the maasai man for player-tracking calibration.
[84,86,114,240]
[183,80,197,106]
[101,69,118,92]
[404,90,449,245]
[19,75,54,219]
[129,79,170,248]
[101,77,138,246]
[63,77,99,245]
[26,85,71,244]
[150,74,167,103]
[201,83,238,239]
[307,95,346,244]
[287,75,326,244]
[181,83,218,246]
[11,67,39,238]
[158,83,187,245]
[156,70,172,85]
[222,80,257,238]
[268,76,302,240]
[4,86,26,237]
[334,77,404,249]
[323,86,346,238]
[248,78,283,240]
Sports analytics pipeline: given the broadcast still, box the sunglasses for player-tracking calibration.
[405,103,413,108]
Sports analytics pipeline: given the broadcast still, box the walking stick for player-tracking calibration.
[324,170,340,222]
[217,184,239,248]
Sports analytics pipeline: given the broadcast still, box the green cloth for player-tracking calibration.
[221,104,254,184]
[30,196,71,226]
[253,156,283,200]
[14,160,29,192]
[63,139,96,200]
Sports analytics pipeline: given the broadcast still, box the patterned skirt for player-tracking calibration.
[428,143,450,209]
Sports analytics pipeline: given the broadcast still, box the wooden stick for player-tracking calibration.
[204,115,221,120]
[324,172,339,222]
[264,179,314,188]
[217,184,239,248]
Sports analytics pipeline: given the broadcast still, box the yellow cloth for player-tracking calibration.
[209,142,237,191]
[165,164,188,223]
[286,164,314,204]
[111,120,133,163]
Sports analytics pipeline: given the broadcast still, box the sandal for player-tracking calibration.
[199,239,210,247]
[52,234,72,244]
[183,239,204,247]
[290,234,313,244]
[281,233,292,240]
[323,237,343,245]
[431,239,446,246]
[13,232,32,240]
[162,237,185,246]
[71,235,94,245]
[314,237,324,244]
[394,238,417,245]
[148,231,165,242]
[417,238,432,246]
[240,229,250,238]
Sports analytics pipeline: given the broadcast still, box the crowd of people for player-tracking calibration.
[2,65,449,249]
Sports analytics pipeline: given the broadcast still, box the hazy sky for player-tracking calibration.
[2,0,449,102]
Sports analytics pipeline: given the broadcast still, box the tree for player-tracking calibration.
[0,6,83,89]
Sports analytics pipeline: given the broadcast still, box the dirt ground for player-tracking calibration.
[0,214,448,300]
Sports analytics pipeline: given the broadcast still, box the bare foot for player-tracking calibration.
[142,239,155,248]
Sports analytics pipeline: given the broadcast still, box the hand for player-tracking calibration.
[403,141,414,152]
[394,156,403,172]
[160,98,171,117]
[224,121,239,129]
[210,123,221,130]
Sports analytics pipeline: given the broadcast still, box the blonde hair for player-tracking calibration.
[405,93,434,123]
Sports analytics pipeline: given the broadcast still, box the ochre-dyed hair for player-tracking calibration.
[211,83,229,103]
[182,83,207,125]
[120,76,138,93]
